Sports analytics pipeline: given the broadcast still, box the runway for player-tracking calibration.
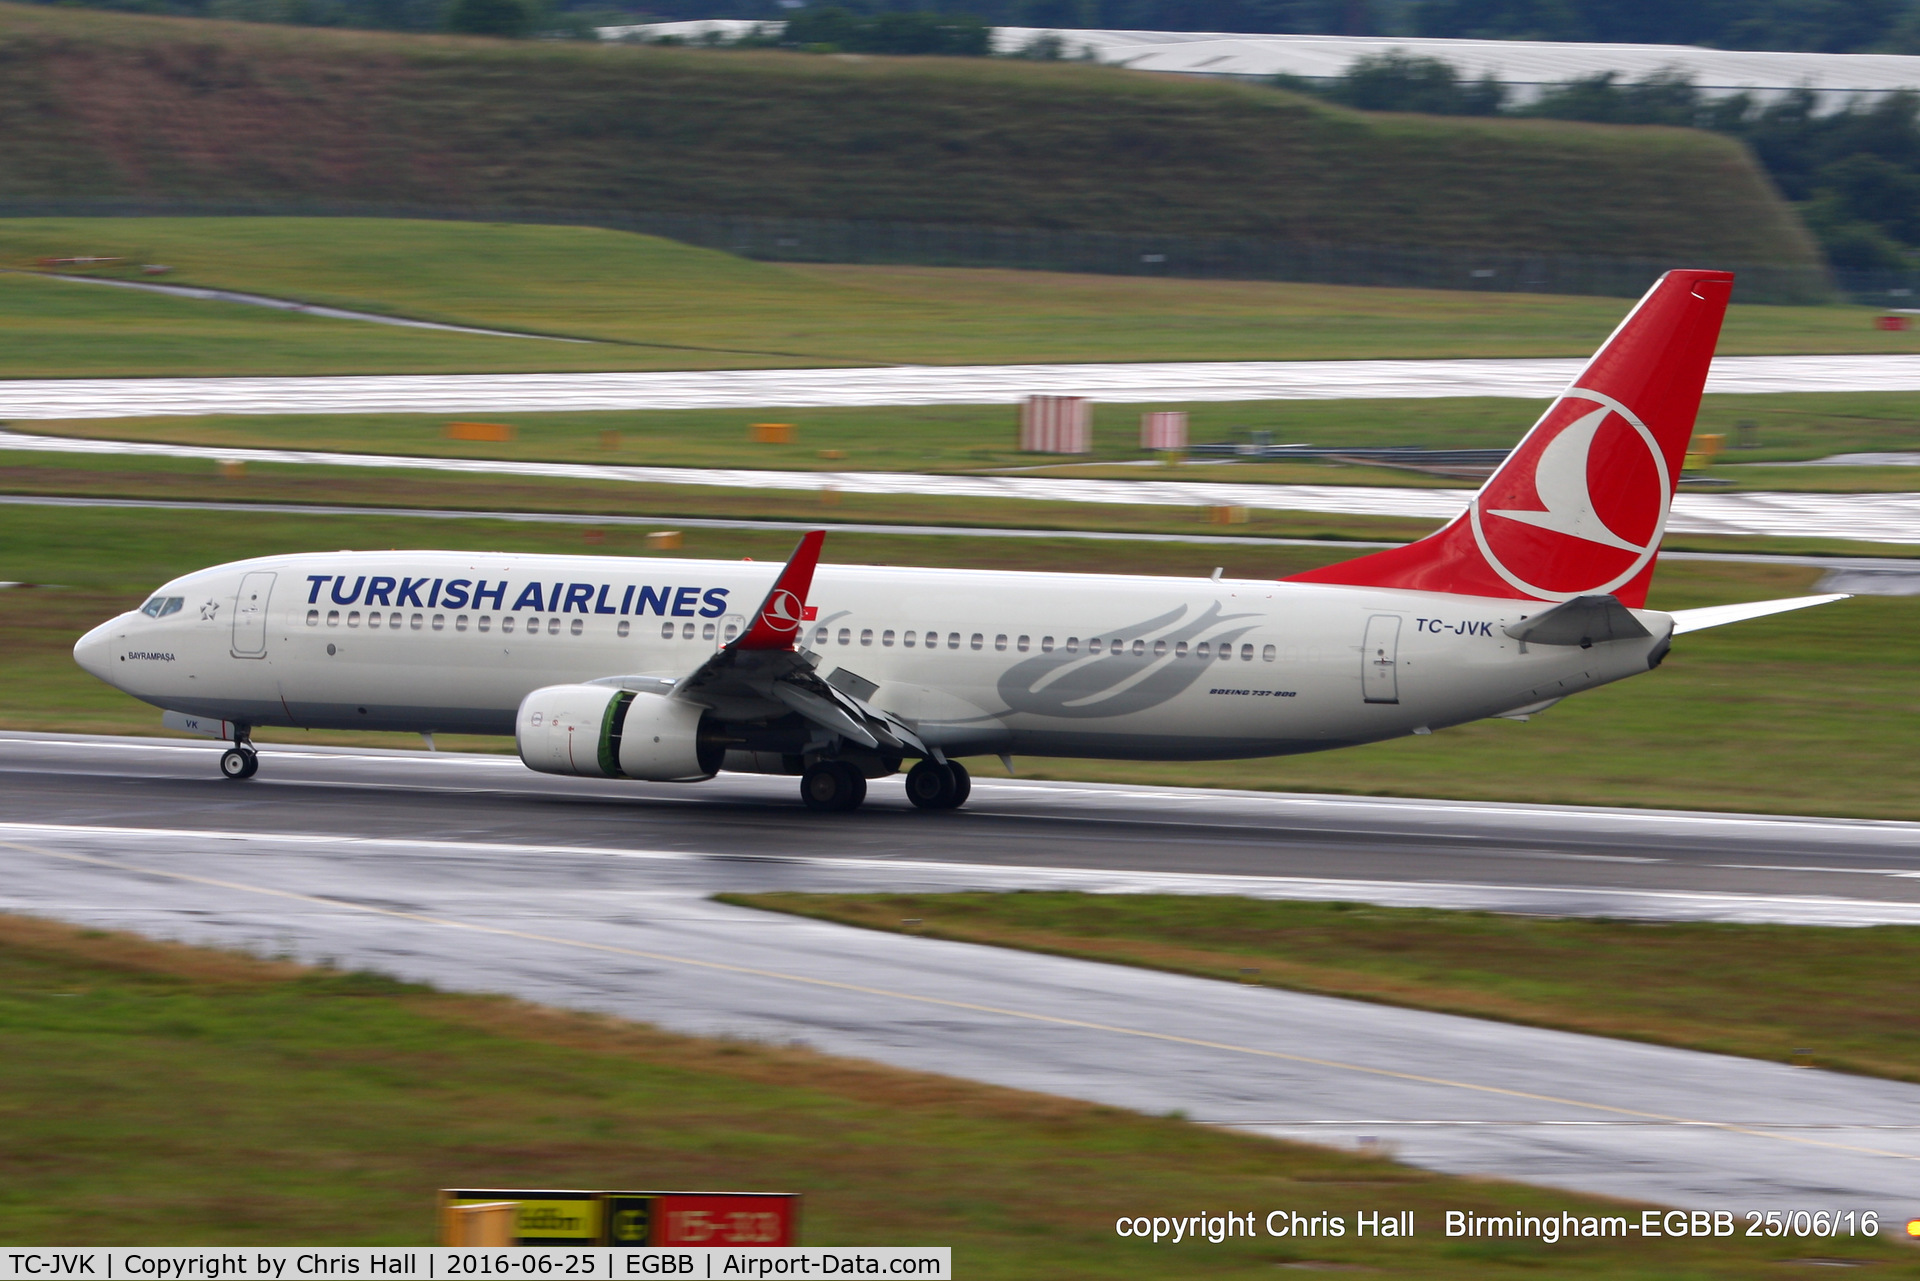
[3,354,1920,417]
[7,733,1920,923]
[4,734,1919,1220]
[8,430,1920,542]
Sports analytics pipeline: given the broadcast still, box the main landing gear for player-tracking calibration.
[905,758,970,811]
[800,760,868,813]
[220,724,258,780]
[798,758,972,812]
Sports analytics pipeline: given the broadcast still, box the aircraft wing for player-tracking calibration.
[1667,593,1851,635]
[666,531,929,756]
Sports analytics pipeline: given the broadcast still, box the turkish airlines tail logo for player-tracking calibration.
[1285,270,1732,609]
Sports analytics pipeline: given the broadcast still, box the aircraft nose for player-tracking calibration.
[73,619,121,683]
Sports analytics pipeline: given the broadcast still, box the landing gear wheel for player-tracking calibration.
[905,758,968,810]
[220,747,258,780]
[801,760,864,812]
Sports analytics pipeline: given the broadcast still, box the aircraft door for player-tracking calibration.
[1361,614,1401,704]
[231,571,275,658]
[718,613,746,650]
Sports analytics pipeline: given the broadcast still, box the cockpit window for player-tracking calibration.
[140,596,184,618]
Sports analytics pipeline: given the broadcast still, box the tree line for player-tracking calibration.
[1293,52,1920,270]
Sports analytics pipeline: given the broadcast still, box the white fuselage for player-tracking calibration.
[74,550,1670,761]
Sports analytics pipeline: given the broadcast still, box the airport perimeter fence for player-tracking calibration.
[0,199,1836,305]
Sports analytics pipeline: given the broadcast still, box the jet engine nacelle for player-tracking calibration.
[516,684,720,781]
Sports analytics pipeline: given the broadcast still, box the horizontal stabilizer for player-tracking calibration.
[1505,594,1651,648]
[1669,593,1850,635]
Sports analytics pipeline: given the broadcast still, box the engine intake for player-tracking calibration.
[516,684,721,781]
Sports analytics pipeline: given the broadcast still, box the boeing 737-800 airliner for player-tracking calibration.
[73,270,1846,811]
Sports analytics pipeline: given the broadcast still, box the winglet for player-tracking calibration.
[733,530,826,651]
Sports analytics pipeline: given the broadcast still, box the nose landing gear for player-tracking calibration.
[220,723,258,779]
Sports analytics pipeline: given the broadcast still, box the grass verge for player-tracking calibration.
[27,389,1920,476]
[722,893,1920,1087]
[0,216,1895,379]
[8,912,1907,1273]
[2,501,1913,817]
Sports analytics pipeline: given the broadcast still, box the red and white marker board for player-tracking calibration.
[1020,395,1091,454]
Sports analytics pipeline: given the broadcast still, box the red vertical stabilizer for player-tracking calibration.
[1285,270,1733,607]
[734,530,826,651]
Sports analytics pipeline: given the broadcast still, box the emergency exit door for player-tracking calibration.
[231,571,275,658]
[1362,614,1401,704]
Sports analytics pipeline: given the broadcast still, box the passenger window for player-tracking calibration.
[814,626,829,646]
[327,610,340,627]
[882,629,896,647]
[1175,641,1189,657]
[1017,635,1030,652]
[478,616,491,633]
[411,613,424,630]
[1065,637,1079,653]
[970,633,983,650]
[1041,636,1055,652]
[682,622,695,639]
[994,634,1007,651]
[306,610,319,627]
[569,619,582,636]
[389,612,401,629]
[1195,641,1210,659]
[838,627,852,645]
[861,628,874,646]
[1111,637,1123,653]
[617,620,631,638]
[1153,639,1167,657]
[502,617,515,634]
[1263,644,1276,661]
[1089,638,1103,654]
[434,615,447,631]
[724,621,739,641]
[903,630,916,648]
[702,622,716,640]
[1131,639,1145,656]
[661,621,675,640]
[347,611,361,628]
[549,618,562,635]
[948,632,961,649]
[456,615,469,632]
[368,612,382,630]
[1241,643,1254,661]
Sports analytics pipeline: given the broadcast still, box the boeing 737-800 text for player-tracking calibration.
[74,271,1846,811]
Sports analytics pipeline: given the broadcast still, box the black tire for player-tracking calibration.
[945,759,971,809]
[220,747,257,780]
[904,758,955,810]
[801,761,862,812]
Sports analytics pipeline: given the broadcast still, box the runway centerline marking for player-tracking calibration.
[6,835,1917,1165]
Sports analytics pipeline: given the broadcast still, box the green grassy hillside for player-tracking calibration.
[0,4,1820,269]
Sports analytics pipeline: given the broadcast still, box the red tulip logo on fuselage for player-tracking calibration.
[763,589,804,634]
[1468,391,1669,601]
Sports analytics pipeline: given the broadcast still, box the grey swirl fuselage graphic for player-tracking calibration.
[994,602,1259,720]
